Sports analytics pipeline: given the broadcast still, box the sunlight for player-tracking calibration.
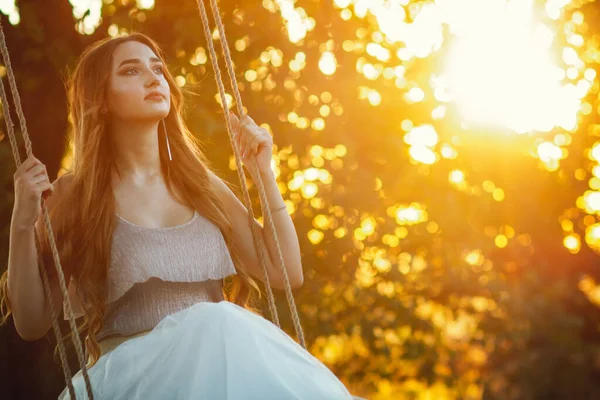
[440,0,583,133]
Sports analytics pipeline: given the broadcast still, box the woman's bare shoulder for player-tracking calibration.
[54,172,74,188]
[50,172,74,204]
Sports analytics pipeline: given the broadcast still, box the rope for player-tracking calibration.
[0,19,94,400]
[207,0,307,349]
[194,0,280,328]
[0,52,80,398]
[197,0,307,349]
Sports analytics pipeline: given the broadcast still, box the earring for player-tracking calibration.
[161,119,173,161]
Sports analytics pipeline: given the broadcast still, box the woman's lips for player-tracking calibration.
[145,94,164,101]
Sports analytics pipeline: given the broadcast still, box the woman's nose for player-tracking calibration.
[145,75,160,88]
[143,68,161,87]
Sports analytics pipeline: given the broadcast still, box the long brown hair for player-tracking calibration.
[0,33,263,367]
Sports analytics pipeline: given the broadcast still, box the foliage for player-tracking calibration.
[1,0,600,399]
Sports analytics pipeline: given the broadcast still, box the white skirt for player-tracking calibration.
[58,300,355,400]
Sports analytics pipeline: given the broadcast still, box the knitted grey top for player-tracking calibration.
[62,210,237,341]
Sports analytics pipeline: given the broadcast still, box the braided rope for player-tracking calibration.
[194,0,280,328]
[198,0,307,349]
[207,0,307,349]
[0,55,79,399]
[0,19,94,400]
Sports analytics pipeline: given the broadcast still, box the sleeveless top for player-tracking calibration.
[62,210,237,341]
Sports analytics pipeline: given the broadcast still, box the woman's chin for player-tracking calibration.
[142,103,170,117]
[140,110,170,122]
[117,109,169,123]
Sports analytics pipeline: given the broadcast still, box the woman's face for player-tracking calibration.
[106,41,171,122]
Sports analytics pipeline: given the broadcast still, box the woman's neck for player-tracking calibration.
[110,119,162,181]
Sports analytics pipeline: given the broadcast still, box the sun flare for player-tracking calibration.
[440,0,587,134]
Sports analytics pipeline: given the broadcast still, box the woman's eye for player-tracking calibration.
[122,66,163,75]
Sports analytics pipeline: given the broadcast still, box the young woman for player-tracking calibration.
[0,33,354,399]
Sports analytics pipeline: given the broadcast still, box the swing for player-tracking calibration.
[1,1,366,399]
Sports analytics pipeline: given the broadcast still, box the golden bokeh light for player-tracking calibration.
[308,229,325,245]
[495,234,508,248]
[578,274,600,307]
[563,234,581,253]
[0,0,19,25]
[319,51,338,76]
[585,223,600,252]
[394,203,428,226]
[465,250,484,266]
[265,0,316,44]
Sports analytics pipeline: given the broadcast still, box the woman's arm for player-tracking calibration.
[8,221,49,340]
[208,169,303,290]
[248,166,303,287]
[8,174,71,340]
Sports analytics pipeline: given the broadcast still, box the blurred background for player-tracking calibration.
[1,0,600,399]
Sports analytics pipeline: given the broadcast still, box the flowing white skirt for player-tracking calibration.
[58,300,355,400]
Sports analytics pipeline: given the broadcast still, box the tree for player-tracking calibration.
[1,1,600,399]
